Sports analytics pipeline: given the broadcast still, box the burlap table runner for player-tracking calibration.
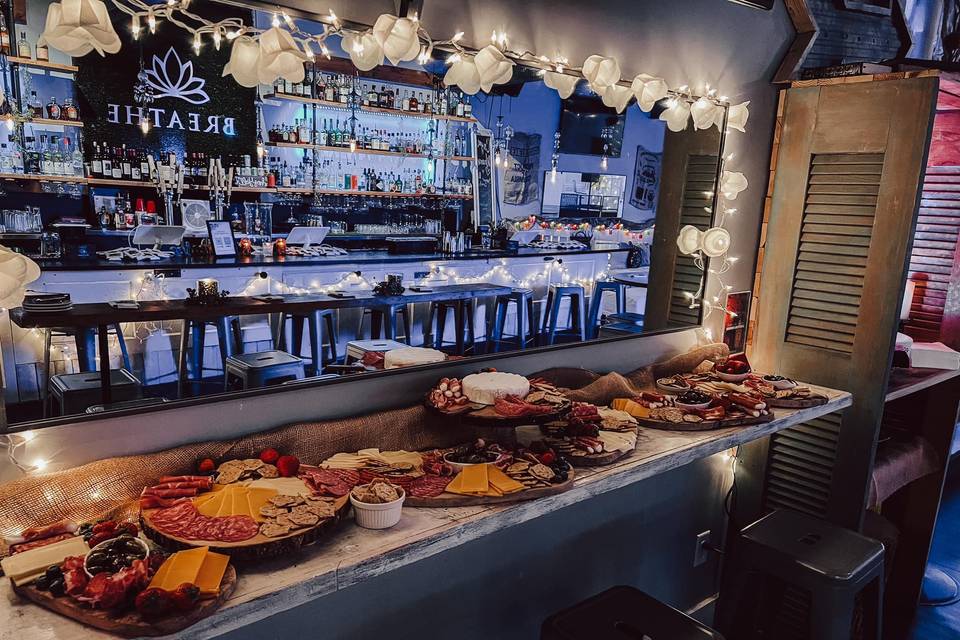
[0,343,728,539]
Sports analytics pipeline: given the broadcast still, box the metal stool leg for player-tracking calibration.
[290,316,305,357]
[465,301,476,354]
[112,323,131,371]
[370,309,383,340]
[75,328,97,372]
[435,304,447,350]
[308,310,323,376]
[544,290,560,345]
[453,302,465,355]
[587,288,603,338]
[401,306,412,346]
[177,320,190,398]
[573,292,586,342]
[217,318,235,390]
[514,298,527,351]
[42,328,52,418]
[492,297,508,352]
[191,321,206,385]
[526,296,537,347]
[324,312,339,365]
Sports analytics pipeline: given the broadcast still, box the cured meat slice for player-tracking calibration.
[9,532,76,554]
[158,475,214,485]
[149,501,257,543]
[139,496,191,510]
[141,487,199,498]
[407,474,450,498]
[151,480,212,491]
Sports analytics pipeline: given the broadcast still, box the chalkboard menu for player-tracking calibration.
[75,3,257,160]
[472,129,494,227]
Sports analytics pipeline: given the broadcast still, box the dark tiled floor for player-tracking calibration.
[909,463,960,639]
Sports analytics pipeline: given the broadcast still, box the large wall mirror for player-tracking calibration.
[0,0,726,431]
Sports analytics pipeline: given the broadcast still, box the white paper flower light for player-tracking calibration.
[39,0,121,57]
[700,227,731,258]
[222,36,261,88]
[543,71,578,99]
[659,99,691,132]
[690,96,722,131]
[444,55,480,94]
[474,45,513,92]
[257,27,307,84]
[630,74,669,112]
[582,55,620,94]
[720,171,748,200]
[342,31,383,71]
[372,14,420,65]
[676,225,703,256]
[602,84,632,113]
[0,247,40,308]
[727,101,750,132]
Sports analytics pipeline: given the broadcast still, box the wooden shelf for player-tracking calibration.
[28,118,83,127]
[267,141,318,150]
[0,172,85,183]
[87,178,151,188]
[312,189,472,199]
[264,92,477,123]
[6,56,78,73]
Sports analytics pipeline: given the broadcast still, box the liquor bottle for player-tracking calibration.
[298,118,311,144]
[130,148,141,181]
[440,90,449,116]
[16,30,29,58]
[313,72,323,100]
[121,144,132,179]
[111,147,122,179]
[101,143,112,178]
[28,91,41,118]
[464,97,473,117]
[46,96,61,120]
[387,87,396,110]
[378,86,388,109]
[63,97,78,121]
[51,136,64,175]
[139,149,150,180]
[0,14,10,56]
[35,38,47,61]
[324,76,336,102]
[367,84,379,107]
[409,91,419,113]
[90,141,102,177]
[338,75,350,104]
[99,205,111,229]
[456,93,465,117]
[401,90,410,112]
[67,138,83,176]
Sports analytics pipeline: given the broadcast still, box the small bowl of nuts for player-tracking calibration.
[350,480,405,530]
[427,377,473,414]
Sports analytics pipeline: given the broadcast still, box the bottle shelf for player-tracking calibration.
[264,92,477,123]
[265,141,473,163]
[28,118,83,128]
[85,177,469,198]
[0,172,85,183]
[87,178,151,188]
[6,56,78,73]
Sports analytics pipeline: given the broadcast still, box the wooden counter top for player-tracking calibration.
[0,384,851,640]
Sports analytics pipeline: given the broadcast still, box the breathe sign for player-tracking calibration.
[75,4,256,158]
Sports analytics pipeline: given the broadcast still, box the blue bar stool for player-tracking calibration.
[277,309,339,375]
[177,316,240,397]
[425,299,476,355]
[42,325,131,417]
[49,369,142,416]
[540,283,586,345]
[224,350,305,390]
[587,281,627,338]
[490,288,537,352]
[717,509,884,640]
[366,304,412,345]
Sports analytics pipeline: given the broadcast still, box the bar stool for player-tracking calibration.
[604,311,645,327]
[42,325,131,418]
[425,299,476,355]
[364,304,412,345]
[276,309,339,375]
[177,316,240,397]
[717,509,884,640]
[586,280,627,338]
[542,585,725,640]
[540,283,586,345]
[224,350,305,390]
[490,288,537,352]
[49,369,142,416]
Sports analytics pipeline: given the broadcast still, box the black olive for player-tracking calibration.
[34,575,50,591]
[121,540,144,554]
[45,565,63,578]
[48,579,65,596]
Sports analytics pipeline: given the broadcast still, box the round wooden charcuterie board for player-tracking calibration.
[762,394,829,409]
[635,411,775,432]
[13,565,237,637]
[424,397,570,427]
[403,467,575,508]
[141,495,350,563]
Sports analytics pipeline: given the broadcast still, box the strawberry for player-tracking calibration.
[259,448,280,465]
[539,451,556,465]
[276,455,300,478]
[197,458,216,474]
[170,583,200,612]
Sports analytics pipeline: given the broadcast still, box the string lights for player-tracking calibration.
[0,431,51,474]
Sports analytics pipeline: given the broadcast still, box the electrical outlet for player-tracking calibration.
[694,530,712,566]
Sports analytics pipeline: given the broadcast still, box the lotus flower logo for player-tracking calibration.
[144,47,210,105]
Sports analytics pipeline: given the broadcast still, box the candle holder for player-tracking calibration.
[373,273,405,296]
[196,278,219,297]
[238,237,254,257]
[186,279,230,305]
[274,238,287,256]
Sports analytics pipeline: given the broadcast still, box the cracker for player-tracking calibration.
[243,458,264,470]
[529,464,555,481]
[259,505,285,518]
[257,463,279,478]
[260,522,290,538]
[269,495,298,507]
[289,511,320,527]
[216,466,243,485]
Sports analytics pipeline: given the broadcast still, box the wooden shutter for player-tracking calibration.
[749,76,938,529]
[646,125,722,331]
[902,166,960,344]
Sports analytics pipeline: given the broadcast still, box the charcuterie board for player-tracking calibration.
[635,411,774,432]
[560,443,632,467]
[13,566,236,637]
[425,374,571,427]
[404,470,575,507]
[140,496,350,562]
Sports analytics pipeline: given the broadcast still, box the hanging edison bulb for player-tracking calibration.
[140,116,151,134]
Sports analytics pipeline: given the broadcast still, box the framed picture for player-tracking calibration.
[206,220,236,257]
[722,290,752,354]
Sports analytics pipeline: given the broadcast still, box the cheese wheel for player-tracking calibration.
[461,372,530,405]
[383,347,446,369]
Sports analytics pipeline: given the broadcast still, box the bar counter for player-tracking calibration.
[32,246,630,272]
[0,383,851,640]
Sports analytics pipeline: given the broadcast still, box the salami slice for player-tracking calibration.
[159,475,214,485]
[407,474,451,498]
[141,487,199,498]
[149,502,257,542]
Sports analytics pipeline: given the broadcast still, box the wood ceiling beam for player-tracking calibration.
[772,0,819,83]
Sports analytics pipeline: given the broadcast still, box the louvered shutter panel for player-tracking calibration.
[668,154,720,326]
[902,166,960,343]
[783,153,881,354]
[763,414,842,518]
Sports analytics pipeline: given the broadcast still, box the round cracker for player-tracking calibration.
[269,494,298,507]
[257,463,279,478]
[260,522,290,538]
[289,511,320,527]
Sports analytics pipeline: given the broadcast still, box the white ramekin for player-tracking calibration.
[350,487,405,530]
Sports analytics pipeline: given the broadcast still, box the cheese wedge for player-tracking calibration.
[1,536,89,586]
[197,491,226,517]
[487,466,525,495]
[147,556,173,589]
[461,464,489,494]
[158,547,208,590]
[229,487,250,518]
[194,551,230,597]
[246,488,278,522]
[611,398,650,419]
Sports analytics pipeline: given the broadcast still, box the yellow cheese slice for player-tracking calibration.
[2,536,90,586]
[193,492,220,507]
[196,491,226,517]
[147,556,173,589]
[611,398,650,419]
[246,487,278,522]
[194,551,229,597]
[459,464,489,494]
[247,477,310,496]
[487,466,525,495]
[160,547,208,590]
[445,472,464,494]
[215,490,235,517]
[230,487,250,517]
